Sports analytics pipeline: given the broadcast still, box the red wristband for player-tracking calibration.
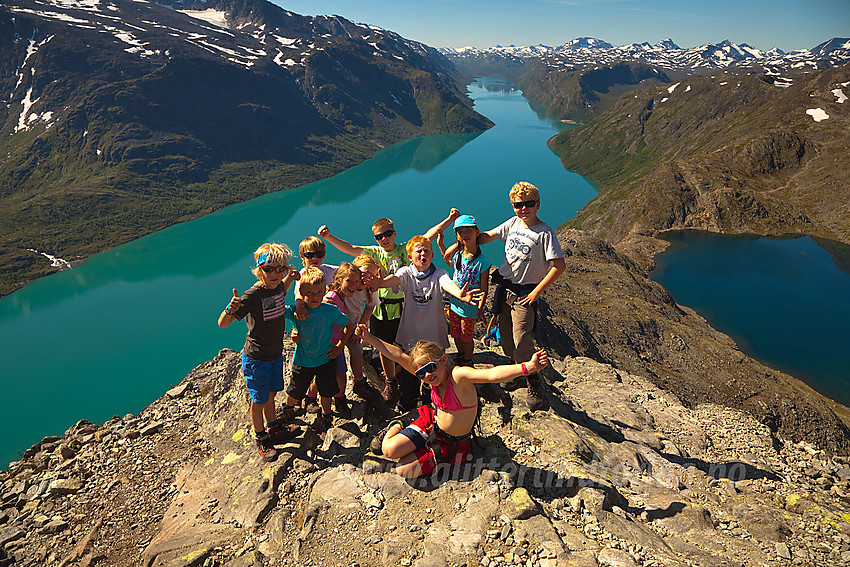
[521,363,529,376]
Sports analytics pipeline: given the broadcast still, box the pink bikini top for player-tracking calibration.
[431,378,478,412]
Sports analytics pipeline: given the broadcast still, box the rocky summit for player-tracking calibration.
[2,309,849,565]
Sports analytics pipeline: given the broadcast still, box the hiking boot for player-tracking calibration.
[303,396,320,414]
[334,396,352,419]
[526,375,544,411]
[277,405,297,423]
[314,413,332,435]
[370,419,403,455]
[352,378,374,399]
[501,376,525,391]
[381,379,399,403]
[268,422,299,443]
[369,431,385,455]
[255,434,278,462]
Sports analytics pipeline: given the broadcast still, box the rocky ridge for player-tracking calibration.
[441,37,850,78]
[2,331,849,566]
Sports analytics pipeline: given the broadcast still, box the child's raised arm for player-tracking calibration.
[476,228,500,246]
[423,208,460,241]
[282,267,300,292]
[217,288,241,328]
[354,324,417,374]
[441,238,459,267]
[461,349,549,384]
[318,225,364,258]
[374,273,401,289]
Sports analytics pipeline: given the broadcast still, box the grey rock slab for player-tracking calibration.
[597,547,638,567]
[514,514,567,558]
[776,542,792,560]
[503,487,539,520]
[309,464,367,509]
[0,526,24,546]
[47,478,84,497]
[40,518,69,534]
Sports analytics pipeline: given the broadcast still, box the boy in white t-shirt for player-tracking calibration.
[478,181,566,411]
[317,210,460,405]
[375,236,482,410]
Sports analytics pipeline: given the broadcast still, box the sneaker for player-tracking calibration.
[381,379,399,403]
[277,405,297,423]
[268,422,299,443]
[314,413,332,435]
[526,375,544,411]
[255,434,278,462]
[352,378,374,399]
[333,396,351,419]
[303,396,320,414]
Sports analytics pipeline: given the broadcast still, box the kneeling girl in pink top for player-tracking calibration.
[354,324,548,478]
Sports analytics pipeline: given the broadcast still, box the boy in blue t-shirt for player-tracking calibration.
[437,215,491,366]
[279,267,354,434]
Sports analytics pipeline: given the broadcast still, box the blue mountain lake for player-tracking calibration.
[651,231,850,406]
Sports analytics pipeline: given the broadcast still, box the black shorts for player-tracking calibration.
[287,359,338,399]
[370,314,401,344]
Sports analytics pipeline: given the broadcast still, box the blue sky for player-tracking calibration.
[272,0,848,52]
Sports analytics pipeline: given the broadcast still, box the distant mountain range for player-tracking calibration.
[0,0,491,296]
[441,37,850,78]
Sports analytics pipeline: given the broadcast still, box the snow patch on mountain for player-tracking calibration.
[806,108,829,122]
[178,8,227,29]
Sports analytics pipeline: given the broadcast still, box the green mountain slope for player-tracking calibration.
[549,65,850,257]
[518,61,669,124]
[0,0,492,296]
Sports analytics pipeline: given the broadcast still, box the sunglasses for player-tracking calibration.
[414,360,439,379]
[302,252,324,259]
[373,229,395,241]
[261,265,289,273]
[512,199,538,210]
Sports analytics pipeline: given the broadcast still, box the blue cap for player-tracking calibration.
[453,215,478,230]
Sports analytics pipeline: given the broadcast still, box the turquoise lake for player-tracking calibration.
[0,78,598,466]
[3,78,849,468]
[651,231,850,406]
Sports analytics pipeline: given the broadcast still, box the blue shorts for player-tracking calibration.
[242,353,284,405]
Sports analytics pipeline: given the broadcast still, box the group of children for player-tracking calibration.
[218,181,565,474]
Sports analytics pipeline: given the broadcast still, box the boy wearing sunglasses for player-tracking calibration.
[477,182,566,411]
[218,242,301,462]
[317,209,461,406]
[355,324,549,478]
[294,236,337,301]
